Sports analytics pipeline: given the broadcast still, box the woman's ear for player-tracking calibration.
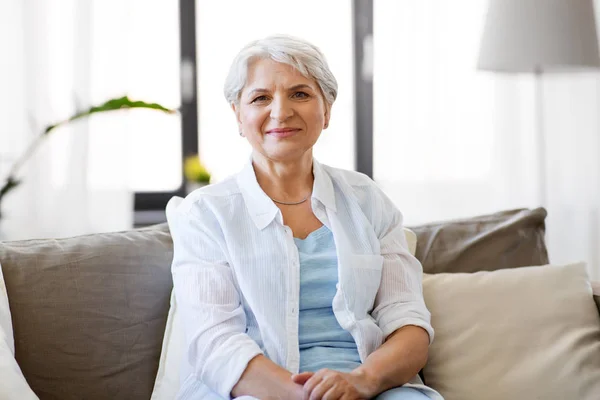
[323,105,331,129]
[231,102,243,131]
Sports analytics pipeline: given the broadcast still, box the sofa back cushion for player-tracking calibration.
[0,224,173,400]
[409,208,549,274]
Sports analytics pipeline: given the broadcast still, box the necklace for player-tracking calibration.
[270,194,310,206]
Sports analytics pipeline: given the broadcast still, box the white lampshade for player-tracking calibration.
[478,0,600,73]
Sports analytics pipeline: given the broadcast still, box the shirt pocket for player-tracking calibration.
[344,254,384,316]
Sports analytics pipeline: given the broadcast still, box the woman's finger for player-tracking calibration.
[292,372,315,385]
[322,383,345,400]
[309,376,336,400]
[303,374,324,400]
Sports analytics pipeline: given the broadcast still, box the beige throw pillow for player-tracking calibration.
[422,262,600,400]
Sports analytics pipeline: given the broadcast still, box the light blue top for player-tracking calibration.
[294,225,362,373]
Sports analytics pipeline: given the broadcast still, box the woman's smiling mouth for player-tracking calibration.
[265,128,301,138]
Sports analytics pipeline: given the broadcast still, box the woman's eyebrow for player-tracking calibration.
[246,84,314,98]
[288,84,314,91]
[246,88,268,98]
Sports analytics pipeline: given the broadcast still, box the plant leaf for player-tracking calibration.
[44,96,177,135]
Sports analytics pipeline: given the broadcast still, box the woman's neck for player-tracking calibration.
[252,152,314,202]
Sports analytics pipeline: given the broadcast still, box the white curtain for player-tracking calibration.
[374,0,600,280]
[543,75,600,280]
[0,0,132,240]
[1,0,180,240]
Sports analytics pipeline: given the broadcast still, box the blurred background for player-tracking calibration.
[1,0,600,279]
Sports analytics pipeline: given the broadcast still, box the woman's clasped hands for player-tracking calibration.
[291,369,377,400]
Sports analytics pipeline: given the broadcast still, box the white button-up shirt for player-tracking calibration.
[167,159,441,400]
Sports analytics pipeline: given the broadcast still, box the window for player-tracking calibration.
[2,0,185,214]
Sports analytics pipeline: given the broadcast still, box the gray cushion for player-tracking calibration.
[409,208,549,274]
[0,223,173,400]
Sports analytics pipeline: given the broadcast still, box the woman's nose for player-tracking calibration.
[269,98,294,122]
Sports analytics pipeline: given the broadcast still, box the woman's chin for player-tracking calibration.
[256,146,311,163]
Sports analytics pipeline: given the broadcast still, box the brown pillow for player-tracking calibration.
[0,223,173,400]
[409,208,549,274]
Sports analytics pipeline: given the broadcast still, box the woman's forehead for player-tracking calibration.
[245,59,316,89]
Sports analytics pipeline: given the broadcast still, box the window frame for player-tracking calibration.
[353,0,374,179]
[133,0,198,225]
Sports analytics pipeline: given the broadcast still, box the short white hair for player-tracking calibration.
[224,34,338,106]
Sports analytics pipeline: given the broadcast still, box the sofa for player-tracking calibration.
[0,207,599,400]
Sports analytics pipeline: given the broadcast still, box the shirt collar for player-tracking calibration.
[312,159,337,213]
[236,157,337,230]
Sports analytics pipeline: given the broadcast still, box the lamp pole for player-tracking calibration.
[534,67,547,208]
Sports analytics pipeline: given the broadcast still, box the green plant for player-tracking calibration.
[184,154,211,184]
[0,96,177,218]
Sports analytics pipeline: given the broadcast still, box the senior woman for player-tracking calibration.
[167,35,443,400]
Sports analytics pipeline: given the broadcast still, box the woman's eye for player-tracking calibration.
[293,91,309,99]
[251,95,268,103]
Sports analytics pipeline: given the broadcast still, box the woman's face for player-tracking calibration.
[232,58,330,163]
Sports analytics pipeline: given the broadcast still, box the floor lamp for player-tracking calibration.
[477,0,600,207]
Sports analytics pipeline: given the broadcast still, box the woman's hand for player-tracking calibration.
[291,369,378,400]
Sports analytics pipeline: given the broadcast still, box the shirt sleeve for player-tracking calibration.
[166,196,263,399]
[368,188,435,344]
